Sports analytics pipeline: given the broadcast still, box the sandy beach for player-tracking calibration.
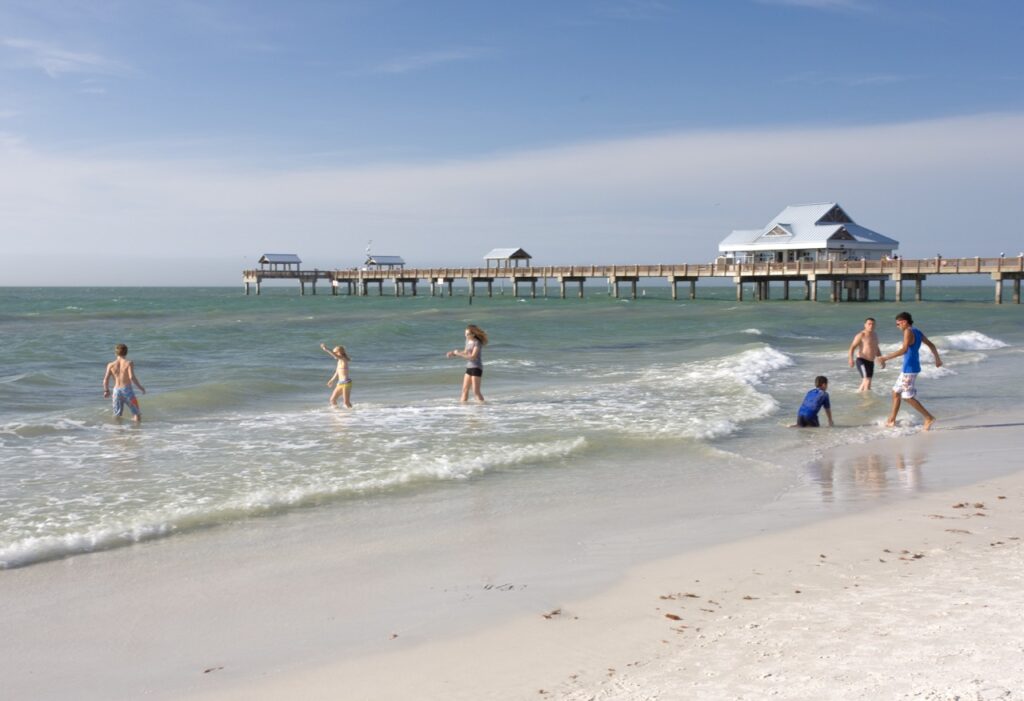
[3,414,1021,700]
[180,420,1024,701]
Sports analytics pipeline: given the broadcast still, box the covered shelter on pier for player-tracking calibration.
[258,253,302,271]
[483,248,533,270]
[362,255,406,271]
[718,203,898,264]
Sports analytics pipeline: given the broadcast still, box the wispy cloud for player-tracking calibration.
[781,71,914,87]
[596,0,674,21]
[1,37,127,78]
[1,112,1022,283]
[754,0,871,11]
[366,48,486,75]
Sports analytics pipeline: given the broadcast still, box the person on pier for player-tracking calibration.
[320,342,353,408]
[447,324,488,403]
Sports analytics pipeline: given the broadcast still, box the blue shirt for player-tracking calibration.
[798,388,831,418]
[902,328,923,374]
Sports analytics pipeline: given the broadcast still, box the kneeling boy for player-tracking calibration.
[794,375,833,428]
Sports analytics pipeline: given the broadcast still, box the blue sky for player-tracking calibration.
[1,0,1022,284]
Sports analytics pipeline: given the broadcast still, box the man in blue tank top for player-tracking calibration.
[879,312,943,430]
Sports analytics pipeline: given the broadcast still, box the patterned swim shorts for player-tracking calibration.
[892,373,918,399]
[112,386,141,417]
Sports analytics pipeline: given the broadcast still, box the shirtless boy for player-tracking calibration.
[848,317,882,392]
[102,343,146,422]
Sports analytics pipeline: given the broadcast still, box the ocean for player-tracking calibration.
[1,284,1021,571]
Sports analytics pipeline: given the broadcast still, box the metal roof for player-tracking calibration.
[483,247,532,260]
[719,229,762,247]
[365,255,405,266]
[719,203,898,251]
[259,253,302,264]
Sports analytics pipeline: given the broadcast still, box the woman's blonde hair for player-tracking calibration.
[466,324,488,345]
[333,345,351,360]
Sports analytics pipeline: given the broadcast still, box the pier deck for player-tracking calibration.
[243,257,1024,303]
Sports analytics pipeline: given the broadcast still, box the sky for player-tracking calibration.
[1,0,1022,285]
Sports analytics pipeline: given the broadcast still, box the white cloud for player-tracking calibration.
[1,37,127,78]
[1,112,1022,284]
[366,48,485,75]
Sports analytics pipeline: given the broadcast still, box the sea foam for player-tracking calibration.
[941,331,1009,351]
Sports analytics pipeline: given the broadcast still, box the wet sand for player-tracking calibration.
[185,419,1024,700]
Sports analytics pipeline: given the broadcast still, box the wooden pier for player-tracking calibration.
[243,256,1024,304]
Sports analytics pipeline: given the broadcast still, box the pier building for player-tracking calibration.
[718,203,898,264]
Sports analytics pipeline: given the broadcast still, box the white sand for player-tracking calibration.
[188,423,1024,701]
[4,420,1023,700]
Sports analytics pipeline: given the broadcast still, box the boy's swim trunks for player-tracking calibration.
[112,386,140,417]
[892,373,918,399]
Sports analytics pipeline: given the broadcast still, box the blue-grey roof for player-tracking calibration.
[484,247,532,260]
[719,203,898,251]
[365,255,405,266]
[259,253,302,264]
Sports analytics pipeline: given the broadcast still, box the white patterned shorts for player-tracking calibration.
[893,372,918,399]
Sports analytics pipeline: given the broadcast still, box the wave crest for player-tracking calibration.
[941,331,1009,351]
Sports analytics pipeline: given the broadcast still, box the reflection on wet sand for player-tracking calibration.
[807,449,927,502]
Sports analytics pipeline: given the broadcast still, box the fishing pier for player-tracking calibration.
[243,256,1024,304]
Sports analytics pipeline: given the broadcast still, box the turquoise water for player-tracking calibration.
[1,285,1021,568]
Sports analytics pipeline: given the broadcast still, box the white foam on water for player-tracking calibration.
[919,364,957,379]
[1,345,802,568]
[1,417,92,439]
[0,435,589,569]
[940,330,1009,351]
[486,358,538,368]
[697,345,794,386]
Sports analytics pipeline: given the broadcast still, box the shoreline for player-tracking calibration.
[3,417,1023,700]
[186,420,1024,700]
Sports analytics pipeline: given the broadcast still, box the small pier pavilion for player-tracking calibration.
[342,255,418,296]
[243,256,1024,303]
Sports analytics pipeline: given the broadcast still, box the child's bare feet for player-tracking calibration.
[885,418,896,427]
[923,416,935,431]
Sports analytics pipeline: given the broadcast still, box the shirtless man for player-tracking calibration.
[848,317,882,392]
[102,343,146,422]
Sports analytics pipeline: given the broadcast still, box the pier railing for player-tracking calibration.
[245,256,1022,281]
[242,256,1024,303]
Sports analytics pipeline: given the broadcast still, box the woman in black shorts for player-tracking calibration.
[446,324,488,403]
